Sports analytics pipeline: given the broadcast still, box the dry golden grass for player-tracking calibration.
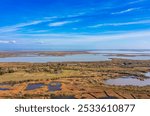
[0,70,82,82]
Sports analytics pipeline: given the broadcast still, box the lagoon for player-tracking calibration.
[0,53,150,63]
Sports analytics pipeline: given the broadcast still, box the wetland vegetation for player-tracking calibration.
[0,57,150,99]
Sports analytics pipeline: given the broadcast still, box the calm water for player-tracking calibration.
[48,82,62,92]
[145,72,150,77]
[0,53,150,62]
[26,83,45,90]
[89,50,150,54]
[0,88,10,91]
[105,76,150,86]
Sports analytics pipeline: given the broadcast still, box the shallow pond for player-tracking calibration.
[105,76,150,86]
[0,88,10,90]
[145,72,150,77]
[26,83,45,90]
[48,82,62,92]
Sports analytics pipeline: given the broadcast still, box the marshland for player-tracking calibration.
[0,51,150,99]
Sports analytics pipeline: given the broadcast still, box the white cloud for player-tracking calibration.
[111,8,139,15]
[0,17,56,33]
[72,28,78,30]
[66,12,87,18]
[0,40,16,44]
[12,30,150,43]
[0,30,150,49]
[0,21,42,33]
[49,20,79,27]
[14,21,43,28]
[88,20,150,28]
[34,30,149,45]
[128,0,145,4]
[80,30,150,42]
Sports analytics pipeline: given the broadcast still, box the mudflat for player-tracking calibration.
[0,58,150,99]
[0,51,93,58]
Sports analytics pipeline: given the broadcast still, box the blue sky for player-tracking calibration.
[0,0,150,50]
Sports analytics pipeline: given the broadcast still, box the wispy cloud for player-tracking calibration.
[49,20,79,27]
[88,20,150,28]
[2,30,150,43]
[66,12,87,18]
[27,30,150,49]
[72,28,78,30]
[0,17,56,33]
[79,30,150,42]
[0,30,150,49]
[0,21,42,33]
[0,40,16,44]
[111,8,140,15]
[128,0,146,4]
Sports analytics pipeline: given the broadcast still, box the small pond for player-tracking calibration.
[105,76,150,86]
[48,82,62,92]
[0,88,10,91]
[145,72,150,77]
[26,83,45,90]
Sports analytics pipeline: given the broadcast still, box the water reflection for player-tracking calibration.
[145,72,150,77]
[105,76,150,86]
[26,83,45,90]
[0,88,10,90]
[0,53,150,62]
[48,82,62,92]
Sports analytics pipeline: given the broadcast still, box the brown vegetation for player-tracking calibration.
[0,59,150,99]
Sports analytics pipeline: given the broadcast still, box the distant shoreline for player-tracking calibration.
[0,50,150,58]
[0,51,94,58]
